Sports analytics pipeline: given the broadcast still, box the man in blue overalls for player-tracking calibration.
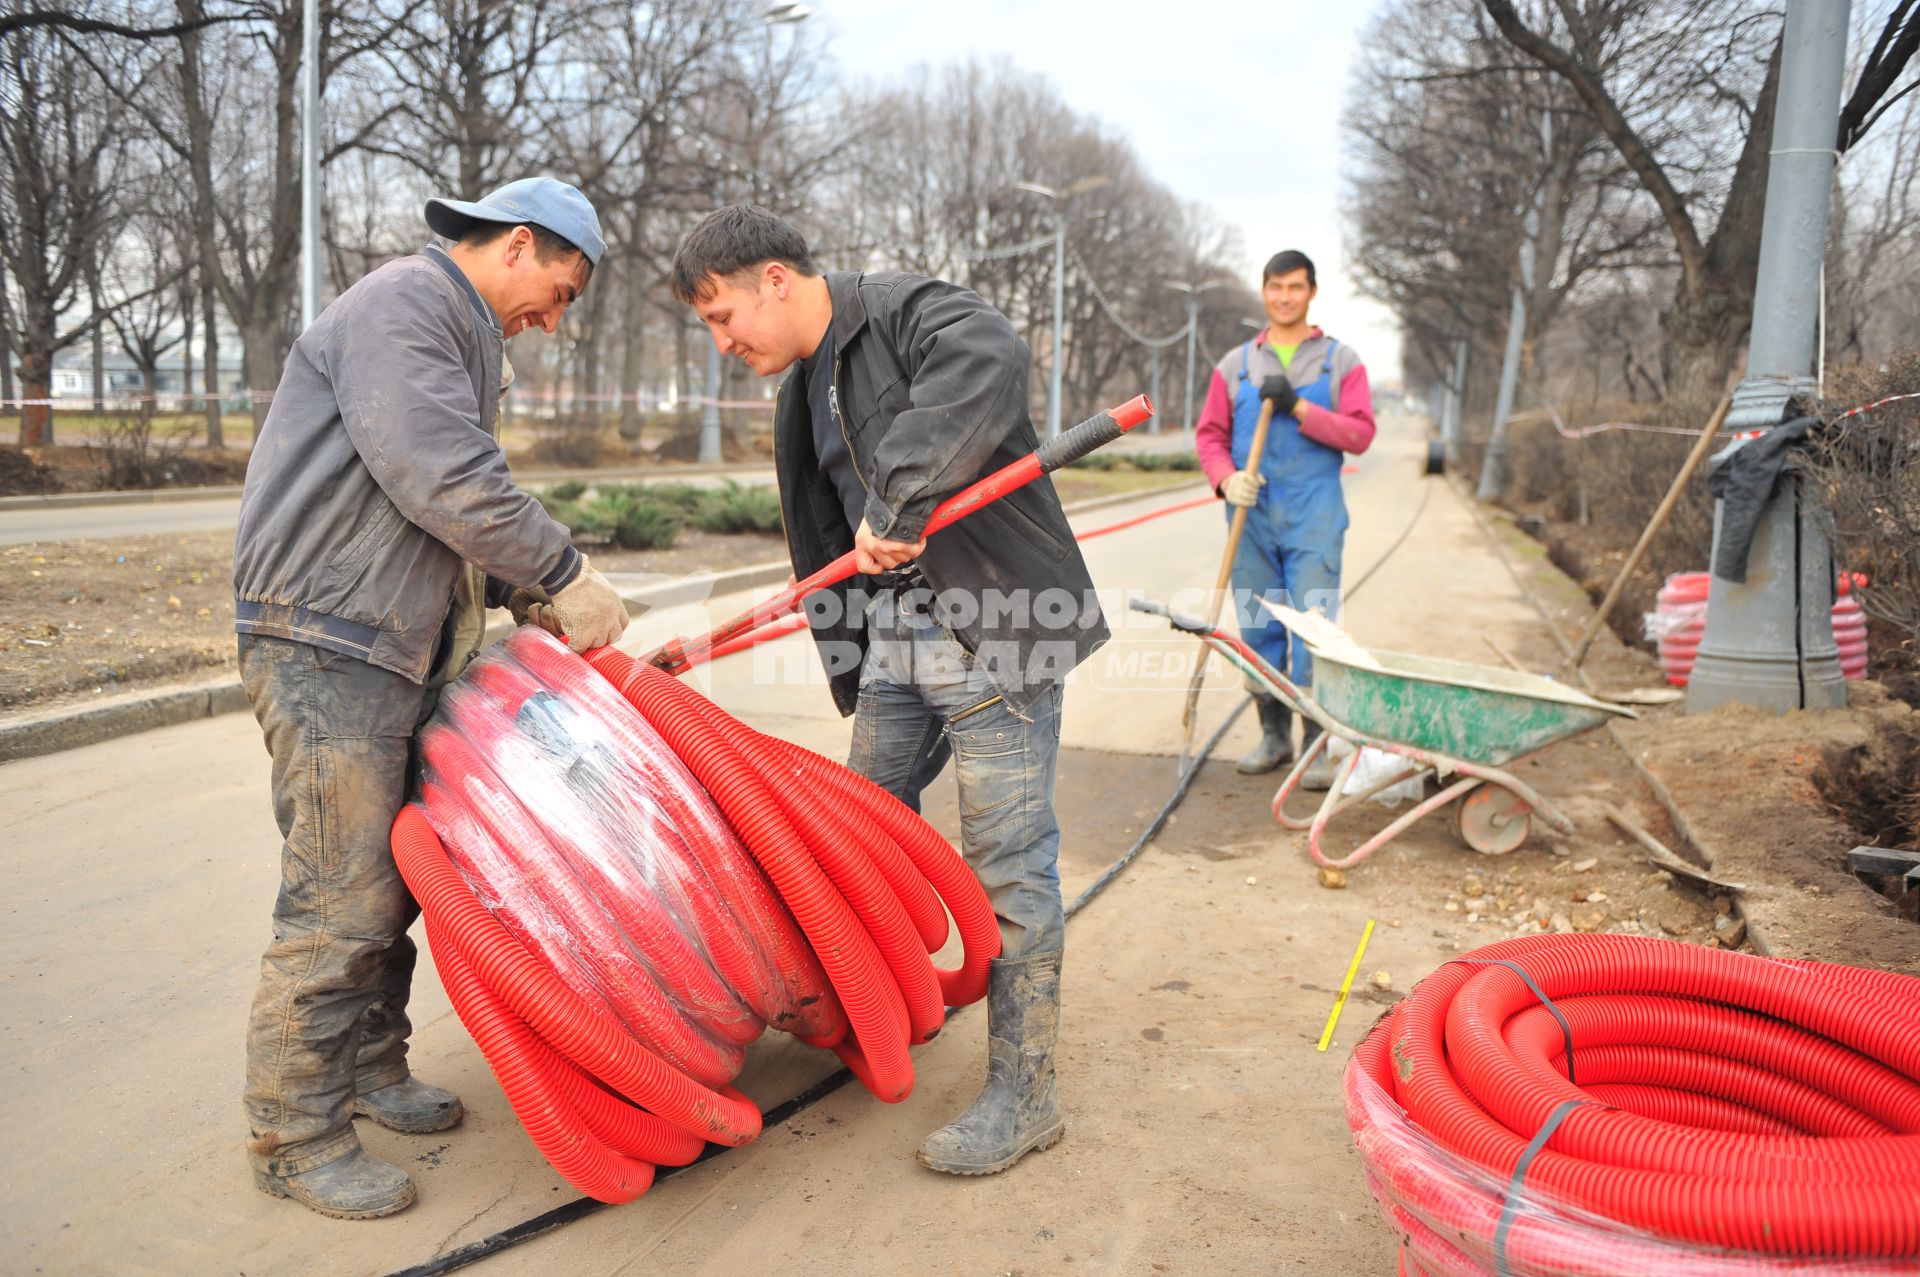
[1194,251,1377,784]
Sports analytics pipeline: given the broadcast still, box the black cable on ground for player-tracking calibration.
[384,473,1438,1277]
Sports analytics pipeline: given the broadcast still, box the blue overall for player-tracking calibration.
[1226,339,1346,690]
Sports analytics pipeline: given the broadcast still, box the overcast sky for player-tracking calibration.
[814,0,1403,383]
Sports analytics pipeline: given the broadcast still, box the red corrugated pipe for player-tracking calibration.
[1348,933,1920,1275]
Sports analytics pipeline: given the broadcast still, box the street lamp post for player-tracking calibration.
[1012,176,1110,440]
[1165,280,1222,435]
[299,0,320,330]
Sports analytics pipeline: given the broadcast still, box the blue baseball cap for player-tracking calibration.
[425,177,605,267]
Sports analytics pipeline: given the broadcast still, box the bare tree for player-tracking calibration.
[106,180,194,421]
[0,9,155,445]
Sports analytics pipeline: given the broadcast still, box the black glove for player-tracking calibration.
[1259,374,1299,417]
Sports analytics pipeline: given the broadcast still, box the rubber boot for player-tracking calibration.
[254,1146,416,1220]
[917,948,1064,1175]
[1299,719,1337,792]
[352,1077,464,1134]
[1236,695,1295,775]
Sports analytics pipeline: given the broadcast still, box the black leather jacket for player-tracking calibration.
[777,270,1109,717]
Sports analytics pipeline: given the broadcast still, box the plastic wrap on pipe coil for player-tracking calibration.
[1345,933,1920,1276]
[1648,572,1869,687]
[397,627,998,1201]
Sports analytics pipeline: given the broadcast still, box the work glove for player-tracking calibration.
[503,585,551,627]
[1259,374,1300,418]
[545,556,629,653]
[1221,468,1264,508]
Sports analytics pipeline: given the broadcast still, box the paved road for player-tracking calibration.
[5,414,1526,1276]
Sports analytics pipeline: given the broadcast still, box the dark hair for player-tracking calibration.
[1262,250,1317,288]
[460,221,593,284]
[670,205,818,303]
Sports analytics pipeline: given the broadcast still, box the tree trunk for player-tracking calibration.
[19,348,52,447]
[243,315,285,426]
[0,271,15,411]
[180,300,194,426]
[618,261,646,455]
[1661,294,1750,400]
[200,276,222,447]
[177,0,225,447]
[135,355,158,423]
[1660,38,1784,398]
[88,261,106,416]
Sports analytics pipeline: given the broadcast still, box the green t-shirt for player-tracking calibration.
[1269,340,1300,370]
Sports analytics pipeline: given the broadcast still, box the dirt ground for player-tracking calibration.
[1470,494,1920,970]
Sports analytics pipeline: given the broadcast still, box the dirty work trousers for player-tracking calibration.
[846,603,1065,959]
[238,635,436,1177]
[1227,499,1344,693]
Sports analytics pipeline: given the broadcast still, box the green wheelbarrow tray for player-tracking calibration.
[1309,646,1631,766]
[1254,603,1635,869]
[1264,600,1635,764]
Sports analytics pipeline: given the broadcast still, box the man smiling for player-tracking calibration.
[232,177,628,1219]
[1194,250,1376,783]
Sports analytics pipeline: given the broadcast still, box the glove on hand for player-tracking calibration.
[1259,374,1300,418]
[504,585,551,627]
[546,556,629,653]
[1222,468,1264,508]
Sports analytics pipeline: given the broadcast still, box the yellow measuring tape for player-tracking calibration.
[1316,918,1376,1053]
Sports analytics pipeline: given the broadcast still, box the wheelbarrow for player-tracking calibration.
[1131,597,1635,870]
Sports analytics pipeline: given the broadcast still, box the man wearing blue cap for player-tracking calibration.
[233,177,629,1218]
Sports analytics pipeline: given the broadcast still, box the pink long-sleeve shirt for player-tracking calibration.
[1194,326,1376,493]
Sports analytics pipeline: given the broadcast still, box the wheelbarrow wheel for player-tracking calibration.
[1449,784,1532,855]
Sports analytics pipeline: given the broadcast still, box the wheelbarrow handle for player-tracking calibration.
[647,395,1155,674]
[1127,595,1212,635]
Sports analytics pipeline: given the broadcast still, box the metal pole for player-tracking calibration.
[1047,217,1065,441]
[1182,302,1198,435]
[1478,110,1551,501]
[699,339,722,464]
[1445,337,1468,467]
[1688,0,1850,714]
[299,0,320,330]
[1149,346,1161,435]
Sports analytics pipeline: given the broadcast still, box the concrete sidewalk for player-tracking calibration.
[5,414,1657,1277]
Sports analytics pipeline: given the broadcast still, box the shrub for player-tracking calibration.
[544,479,587,502]
[604,496,681,550]
[1809,349,1920,699]
[692,480,784,534]
[1130,451,1200,471]
[637,481,710,514]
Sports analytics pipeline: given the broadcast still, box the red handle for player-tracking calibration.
[644,394,1154,673]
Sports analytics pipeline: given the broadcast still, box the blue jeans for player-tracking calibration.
[847,605,1065,959]
[1228,502,1344,690]
[237,635,435,1176]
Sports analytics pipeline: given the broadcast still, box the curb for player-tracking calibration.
[0,481,1203,764]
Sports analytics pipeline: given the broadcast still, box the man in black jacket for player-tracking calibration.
[671,205,1107,1176]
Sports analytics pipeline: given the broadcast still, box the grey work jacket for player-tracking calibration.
[233,246,580,682]
[778,271,1109,717]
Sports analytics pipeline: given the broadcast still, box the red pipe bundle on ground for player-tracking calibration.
[390,627,1000,1202]
[1348,933,1920,1275]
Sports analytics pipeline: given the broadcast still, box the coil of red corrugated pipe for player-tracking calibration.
[1347,933,1920,1276]
[390,627,1000,1204]
[1657,571,1869,686]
